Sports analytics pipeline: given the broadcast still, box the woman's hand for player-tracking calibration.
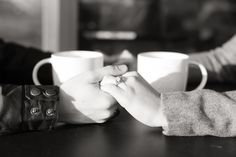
[100,71,167,127]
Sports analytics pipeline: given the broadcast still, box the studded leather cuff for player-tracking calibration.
[1,85,59,135]
[22,85,59,131]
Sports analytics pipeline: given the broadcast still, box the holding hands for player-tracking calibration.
[58,64,165,127]
[58,65,128,124]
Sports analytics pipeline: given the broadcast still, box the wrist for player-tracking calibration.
[159,102,167,127]
[1,85,60,134]
[21,85,59,130]
[57,88,65,123]
[159,94,168,127]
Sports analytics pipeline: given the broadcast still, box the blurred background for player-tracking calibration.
[1,0,236,55]
[0,0,41,49]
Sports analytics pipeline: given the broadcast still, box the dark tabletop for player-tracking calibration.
[1,83,236,157]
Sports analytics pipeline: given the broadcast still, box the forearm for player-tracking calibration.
[0,85,59,135]
[0,39,52,84]
[161,89,236,137]
[189,35,236,83]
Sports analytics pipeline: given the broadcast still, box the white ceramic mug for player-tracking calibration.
[33,50,104,85]
[138,52,208,93]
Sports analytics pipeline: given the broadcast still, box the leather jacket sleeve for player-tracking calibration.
[0,39,57,134]
[0,85,59,135]
[0,38,52,84]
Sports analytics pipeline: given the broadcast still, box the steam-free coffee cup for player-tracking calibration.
[33,50,104,85]
[138,51,207,93]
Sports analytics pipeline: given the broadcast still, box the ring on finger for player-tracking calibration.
[115,76,125,86]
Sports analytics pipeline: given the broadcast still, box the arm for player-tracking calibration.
[101,72,236,137]
[0,39,55,134]
[0,65,128,135]
[161,89,236,137]
[189,35,236,83]
[0,39,52,84]
[0,85,59,135]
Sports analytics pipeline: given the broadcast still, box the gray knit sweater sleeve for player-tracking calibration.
[161,89,236,137]
[190,35,236,83]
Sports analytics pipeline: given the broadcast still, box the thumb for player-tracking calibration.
[89,65,128,82]
[101,84,126,107]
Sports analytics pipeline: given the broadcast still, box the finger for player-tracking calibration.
[100,75,117,85]
[88,65,128,82]
[101,84,126,107]
[101,75,128,90]
[106,108,120,121]
[99,65,128,76]
[123,71,139,77]
[117,81,127,91]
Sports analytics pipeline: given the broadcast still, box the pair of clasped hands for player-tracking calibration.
[59,65,166,127]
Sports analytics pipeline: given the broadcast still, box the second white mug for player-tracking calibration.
[138,51,208,93]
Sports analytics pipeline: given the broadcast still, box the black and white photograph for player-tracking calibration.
[1,0,236,157]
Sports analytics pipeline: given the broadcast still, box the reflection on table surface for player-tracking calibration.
[1,84,236,157]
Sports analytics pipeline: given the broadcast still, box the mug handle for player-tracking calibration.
[32,58,51,85]
[189,61,208,90]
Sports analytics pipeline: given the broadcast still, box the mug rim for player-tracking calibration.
[138,51,189,60]
[52,50,104,59]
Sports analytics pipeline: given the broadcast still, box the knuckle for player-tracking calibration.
[127,76,138,83]
[110,65,121,73]
[130,71,139,76]
[103,75,115,82]
[102,111,112,119]
[101,75,111,84]
[96,119,106,124]
[106,65,116,73]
